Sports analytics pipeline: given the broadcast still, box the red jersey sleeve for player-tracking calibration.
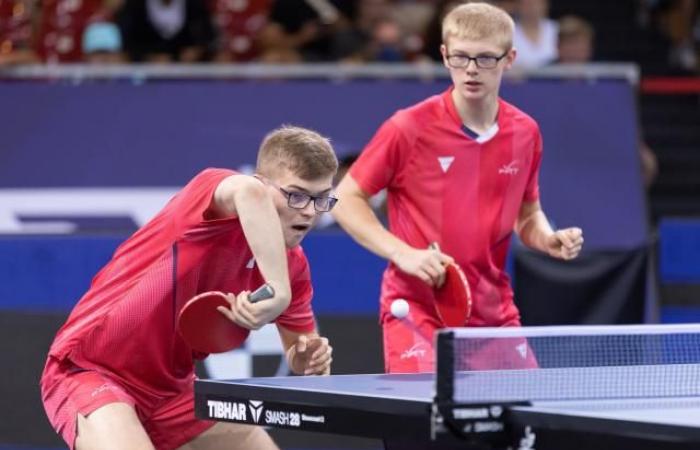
[349,117,411,196]
[169,168,236,232]
[275,248,315,333]
[522,129,543,202]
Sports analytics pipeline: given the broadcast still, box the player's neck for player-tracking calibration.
[451,89,499,134]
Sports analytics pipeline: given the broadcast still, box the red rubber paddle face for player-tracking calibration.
[177,291,250,353]
[435,263,473,327]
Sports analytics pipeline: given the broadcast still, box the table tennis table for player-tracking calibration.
[194,325,700,449]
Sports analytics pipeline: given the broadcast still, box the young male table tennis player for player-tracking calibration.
[41,125,337,450]
[333,2,583,373]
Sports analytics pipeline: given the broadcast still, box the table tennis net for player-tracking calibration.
[435,324,700,404]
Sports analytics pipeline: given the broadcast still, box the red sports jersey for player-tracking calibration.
[351,88,542,327]
[46,168,315,397]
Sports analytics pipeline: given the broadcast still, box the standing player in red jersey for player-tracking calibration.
[40,126,338,450]
[332,2,584,373]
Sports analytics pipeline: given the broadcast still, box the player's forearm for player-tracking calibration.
[234,184,292,305]
[516,209,554,253]
[333,193,408,262]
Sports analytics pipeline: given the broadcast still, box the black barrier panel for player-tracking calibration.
[514,246,648,326]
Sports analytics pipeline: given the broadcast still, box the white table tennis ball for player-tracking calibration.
[391,299,410,319]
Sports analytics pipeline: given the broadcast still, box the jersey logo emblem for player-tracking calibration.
[438,156,455,173]
[515,342,528,359]
[498,160,520,175]
[246,257,255,269]
[400,343,427,360]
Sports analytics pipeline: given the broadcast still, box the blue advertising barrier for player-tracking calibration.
[0,78,647,250]
[659,218,700,283]
[0,231,385,314]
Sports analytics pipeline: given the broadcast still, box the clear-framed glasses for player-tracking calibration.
[445,50,509,69]
[278,187,338,212]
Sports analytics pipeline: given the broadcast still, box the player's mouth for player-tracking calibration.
[291,224,311,233]
[464,80,483,94]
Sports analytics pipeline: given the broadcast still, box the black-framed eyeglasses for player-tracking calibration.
[445,50,509,69]
[278,187,338,212]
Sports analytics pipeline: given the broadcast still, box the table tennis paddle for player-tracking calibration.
[430,243,473,327]
[177,283,275,354]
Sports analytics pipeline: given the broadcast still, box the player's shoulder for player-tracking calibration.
[192,167,237,182]
[391,92,446,131]
[499,99,540,132]
[287,245,308,263]
[182,167,239,192]
[287,246,310,275]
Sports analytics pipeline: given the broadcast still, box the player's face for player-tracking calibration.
[268,169,335,248]
[441,36,515,103]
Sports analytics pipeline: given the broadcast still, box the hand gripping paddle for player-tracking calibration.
[430,243,473,327]
[177,283,275,353]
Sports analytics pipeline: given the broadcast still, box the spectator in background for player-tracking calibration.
[336,0,414,63]
[210,0,272,62]
[116,0,216,62]
[0,0,40,66]
[512,0,558,70]
[363,13,405,61]
[556,15,594,64]
[648,0,699,73]
[82,21,125,63]
[555,15,659,188]
[257,0,357,62]
[422,0,461,62]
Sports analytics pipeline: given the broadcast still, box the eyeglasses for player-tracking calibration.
[278,187,338,212]
[445,50,509,69]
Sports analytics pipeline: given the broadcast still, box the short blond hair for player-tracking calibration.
[442,2,515,50]
[256,125,338,180]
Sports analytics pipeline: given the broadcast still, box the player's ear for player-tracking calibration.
[504,47,517,70]
[440,44,449,67]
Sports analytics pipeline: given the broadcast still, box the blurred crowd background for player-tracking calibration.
[0,0,698,74]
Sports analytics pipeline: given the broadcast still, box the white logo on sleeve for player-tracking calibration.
[438,156,455,173]
[246,257,255,269]
[248,400,264,423]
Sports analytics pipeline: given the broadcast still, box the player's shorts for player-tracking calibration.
[40,356,215,450]
[459,336,540,370]
[382,299,530,373]
[382,300,442,373]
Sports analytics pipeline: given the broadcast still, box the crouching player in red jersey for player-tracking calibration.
[40,126,338,450]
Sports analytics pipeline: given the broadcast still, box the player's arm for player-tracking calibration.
[515,200,584,260]
[277,324,332,375]
[212,175,292,328]
[333,175,451,286]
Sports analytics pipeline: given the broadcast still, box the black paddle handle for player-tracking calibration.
[249,283,275,303]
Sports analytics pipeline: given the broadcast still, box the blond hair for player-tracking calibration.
[256,125,338,180]
[442,2,515,50]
